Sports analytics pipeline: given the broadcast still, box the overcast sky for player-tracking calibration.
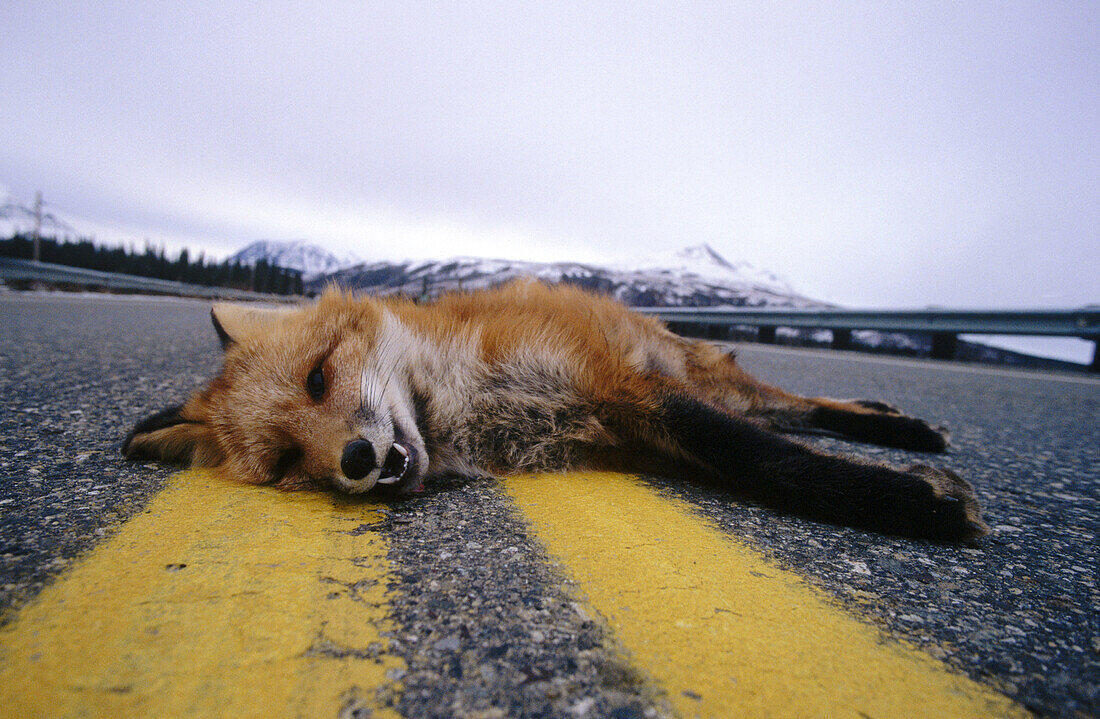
[3,1,1097,311]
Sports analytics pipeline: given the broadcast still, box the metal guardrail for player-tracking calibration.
[637,305,1100,370]
[0,257,299,302]
[636,306,1100,338]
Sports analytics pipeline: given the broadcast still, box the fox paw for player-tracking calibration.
[903,464,989,541]
[901,417,952,452]
[844,400,953,450]
[809,406,952,452]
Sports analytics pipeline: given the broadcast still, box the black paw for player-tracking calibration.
[809,407,951,452]
[893,417,952,453]
[898,464,989,541]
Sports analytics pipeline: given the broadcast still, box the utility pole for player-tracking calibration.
[32,191,43,262]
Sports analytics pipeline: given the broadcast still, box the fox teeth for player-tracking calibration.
[377,442,411,484]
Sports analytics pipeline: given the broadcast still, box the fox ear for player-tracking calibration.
[122,404,222,467]
[210,304,291,349]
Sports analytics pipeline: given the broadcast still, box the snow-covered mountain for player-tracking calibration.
[620,245,795,295]
[312,244,816,309]
[228,240,360,280]
[307,245,947,356]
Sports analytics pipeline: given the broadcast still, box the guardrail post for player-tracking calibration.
[931,332,958,361]
[832,329,852,351]
[1090,339,1100,374]
[758,326,776,344]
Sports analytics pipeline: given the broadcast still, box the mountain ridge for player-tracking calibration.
[227,239,361,280]
[304,242,815,309]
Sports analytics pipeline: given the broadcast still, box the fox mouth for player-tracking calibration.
[376,441,416,485]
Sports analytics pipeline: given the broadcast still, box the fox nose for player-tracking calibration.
[340,439,376,480]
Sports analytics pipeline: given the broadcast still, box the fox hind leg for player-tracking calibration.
[600,386,986,541]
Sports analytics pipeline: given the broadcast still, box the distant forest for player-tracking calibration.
[1,233,303,295]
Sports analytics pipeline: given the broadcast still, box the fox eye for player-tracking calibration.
[306,366,325,401]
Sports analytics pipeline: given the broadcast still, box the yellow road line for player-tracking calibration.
[0,470,402,718]
[503,471,1026,719]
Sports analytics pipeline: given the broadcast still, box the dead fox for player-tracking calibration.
[123,280,987,540]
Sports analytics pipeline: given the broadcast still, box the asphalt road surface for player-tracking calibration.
[0,291,1097,717]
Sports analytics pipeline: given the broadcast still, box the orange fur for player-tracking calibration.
[123,280,987,540]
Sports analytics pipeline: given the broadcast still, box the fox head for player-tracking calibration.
[122,292,427,494]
